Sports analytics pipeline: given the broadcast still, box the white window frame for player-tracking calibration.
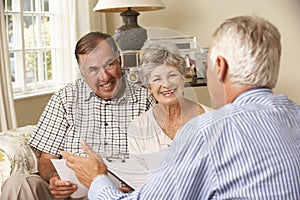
[3,0,67,98]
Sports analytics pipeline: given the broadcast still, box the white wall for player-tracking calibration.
[106,0,300,104]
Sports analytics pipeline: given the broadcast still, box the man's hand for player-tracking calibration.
[61,141,108,188]
[38,152,77,198]
[48,175,77,199]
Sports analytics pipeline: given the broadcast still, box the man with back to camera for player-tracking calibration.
[62,15,300,199]
[0,32,155,200]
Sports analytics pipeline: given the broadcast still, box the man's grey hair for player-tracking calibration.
[211,15,281,89]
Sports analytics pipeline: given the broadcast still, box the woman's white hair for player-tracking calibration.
[211,15,281,89]
[139,42,186,88]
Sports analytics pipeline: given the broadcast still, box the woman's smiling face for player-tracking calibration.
[148,64,185,105]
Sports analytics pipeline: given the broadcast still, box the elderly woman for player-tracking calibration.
[127,42,211,171]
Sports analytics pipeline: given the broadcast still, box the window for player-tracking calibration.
[3,0,65,97]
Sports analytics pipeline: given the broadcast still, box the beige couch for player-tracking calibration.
[0,125,38,195]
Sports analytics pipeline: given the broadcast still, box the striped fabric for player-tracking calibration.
[89,88,300,200]
[28,77,155,157]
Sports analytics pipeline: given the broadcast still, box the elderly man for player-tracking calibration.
[0,32,155,200]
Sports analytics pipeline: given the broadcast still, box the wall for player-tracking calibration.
[106,0,300,104]
[14,93,52,127]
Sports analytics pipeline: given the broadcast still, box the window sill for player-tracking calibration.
[13,87,59,100]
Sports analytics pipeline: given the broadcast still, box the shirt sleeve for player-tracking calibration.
[28,91,70,156]
[88,175,128,200]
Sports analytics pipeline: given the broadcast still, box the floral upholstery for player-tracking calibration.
[0,125,38,195]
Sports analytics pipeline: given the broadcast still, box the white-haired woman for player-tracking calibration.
[127,43,211,171]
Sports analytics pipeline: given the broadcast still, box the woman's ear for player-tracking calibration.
[216,56,228,82]
[182,74,187,83]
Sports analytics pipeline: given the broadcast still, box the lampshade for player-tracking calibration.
[93,0,165,12]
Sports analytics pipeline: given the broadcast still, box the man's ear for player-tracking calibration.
[216,56,228,82]
[148,85,152,93]
[79,66,85,77]
[118,56,122,67]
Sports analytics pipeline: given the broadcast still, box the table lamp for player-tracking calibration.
[94,0,165,51]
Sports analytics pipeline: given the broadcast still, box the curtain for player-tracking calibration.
[0,0,18,131]
[62,0,108,82]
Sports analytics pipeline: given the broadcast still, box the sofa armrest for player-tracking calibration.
[0,125,38,195]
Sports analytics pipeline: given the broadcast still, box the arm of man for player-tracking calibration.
[39,152,77,199]
[63,119,216,199]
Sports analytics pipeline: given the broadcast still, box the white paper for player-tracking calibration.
[51,159,88,198]
[104,157,150,190]
[143,149,168,172]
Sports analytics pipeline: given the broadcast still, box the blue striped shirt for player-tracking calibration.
[89,88,300,199]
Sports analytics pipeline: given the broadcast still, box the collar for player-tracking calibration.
[232,87,273,106]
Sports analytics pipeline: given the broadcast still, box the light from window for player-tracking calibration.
[3,0,61,96]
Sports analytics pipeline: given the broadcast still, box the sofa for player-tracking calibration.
[0,125,38,195]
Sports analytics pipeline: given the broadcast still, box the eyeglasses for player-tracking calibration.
[83,58,119,77]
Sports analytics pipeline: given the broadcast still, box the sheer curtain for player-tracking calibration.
[0,0,107,131]
[0,0,18,131]
[62,0,108,82]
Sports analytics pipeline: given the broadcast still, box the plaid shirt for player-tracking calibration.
[28,77,155,157]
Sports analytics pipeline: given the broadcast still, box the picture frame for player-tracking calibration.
[145,36,197,50]
[121,50,140,69]
[180,47,208,79]
[121,50,142,85]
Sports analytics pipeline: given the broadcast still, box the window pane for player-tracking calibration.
[25,51,37,83]
[12,51,24,87]
[44,50,52,80]
[23,14,33,29]
[43,0,49,11]
[4,0,13,11]
[10,52,16,83]
[5,14,13,47]
[41,16,51,46]
[23,0,33,12]
[23,15,36,48]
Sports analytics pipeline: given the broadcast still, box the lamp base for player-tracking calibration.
[114,9,147,51]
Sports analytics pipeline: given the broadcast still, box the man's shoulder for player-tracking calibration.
[54,79,87,95]
[189,104,240,130]
[46,78,91,104]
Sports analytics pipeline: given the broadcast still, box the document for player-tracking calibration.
[51,159,88,198]
[104,157,150,190]
[104,150,168,190]
[50,148,167,194]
